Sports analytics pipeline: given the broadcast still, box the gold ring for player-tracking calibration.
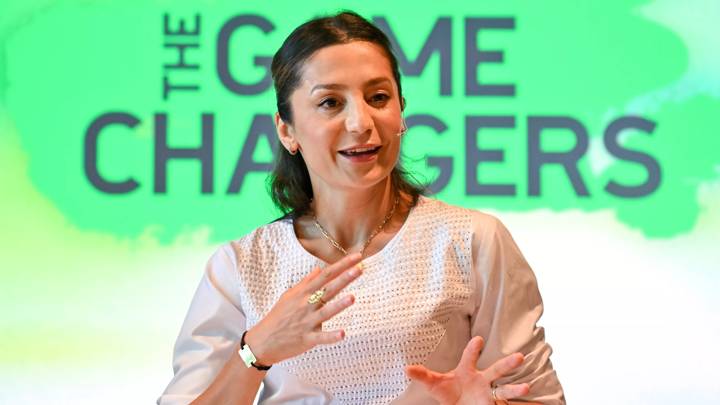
[491,385,508,404]
[308,288,326,305]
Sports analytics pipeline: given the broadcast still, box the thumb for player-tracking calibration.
[405,364,434,384]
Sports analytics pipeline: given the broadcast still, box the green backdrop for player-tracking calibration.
[1,1,718,403]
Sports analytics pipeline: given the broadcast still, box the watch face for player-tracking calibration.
[238,345,257,368]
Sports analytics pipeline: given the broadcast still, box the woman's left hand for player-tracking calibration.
[405,336,530,405]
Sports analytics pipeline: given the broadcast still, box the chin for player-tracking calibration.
[343,169,394,191]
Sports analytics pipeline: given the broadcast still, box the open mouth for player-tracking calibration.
[338,145,381,157]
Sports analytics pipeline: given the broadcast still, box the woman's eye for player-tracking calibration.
[370,93,390,105]
[319,98,340,109]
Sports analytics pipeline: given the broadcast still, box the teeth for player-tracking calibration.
[343,146,378,154]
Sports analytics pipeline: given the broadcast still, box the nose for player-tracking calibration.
[344,98,373,135]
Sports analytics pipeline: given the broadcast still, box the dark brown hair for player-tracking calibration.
[268,11,425,217]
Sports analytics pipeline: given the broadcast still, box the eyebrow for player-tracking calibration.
[310,77,393,94]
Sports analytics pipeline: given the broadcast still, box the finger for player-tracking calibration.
[305,253,363,292]
[302,266,324,284]
[320,261,363,301]
[311,294,355,324]
[484,352,525,382]
[458,335,485,370]
[405,365,442,385]
[307,329,346,346]
[494,383,530,400]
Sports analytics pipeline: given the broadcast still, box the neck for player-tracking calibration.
[309,178,397,254]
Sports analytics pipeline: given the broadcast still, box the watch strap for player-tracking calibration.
[238,331,272,371]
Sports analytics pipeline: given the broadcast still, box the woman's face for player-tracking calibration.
[277,40,404,194]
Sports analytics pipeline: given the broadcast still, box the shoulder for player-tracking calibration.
[218,218,296,263]
[414,196,474,223]
[415,197,511,252]
[415,196,503,233]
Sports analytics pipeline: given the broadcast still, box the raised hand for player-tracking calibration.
[244,253,364,366]
[406,336,530,405]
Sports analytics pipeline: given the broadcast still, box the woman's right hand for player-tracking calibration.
[243,253,364,366]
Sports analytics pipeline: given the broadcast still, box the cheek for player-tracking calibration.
[377,107,404,136]
[379,117,403,147]
[385,139,402,163]
[296,122,342,161]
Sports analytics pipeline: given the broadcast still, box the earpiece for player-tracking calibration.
[397,115,408,137]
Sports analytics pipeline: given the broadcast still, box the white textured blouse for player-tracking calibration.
[158,197,565,404]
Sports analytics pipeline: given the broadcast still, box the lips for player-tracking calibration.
[338,145,382,157]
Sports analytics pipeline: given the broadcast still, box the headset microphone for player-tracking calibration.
[397,116,408,137]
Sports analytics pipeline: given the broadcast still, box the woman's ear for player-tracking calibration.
[275,112,298,154]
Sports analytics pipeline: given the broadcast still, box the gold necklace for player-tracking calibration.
[312,196,400,257]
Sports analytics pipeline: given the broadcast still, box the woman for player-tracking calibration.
[159,11,565,405]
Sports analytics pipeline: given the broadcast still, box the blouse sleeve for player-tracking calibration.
[469,213,566,405]
[157,244,246,405]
